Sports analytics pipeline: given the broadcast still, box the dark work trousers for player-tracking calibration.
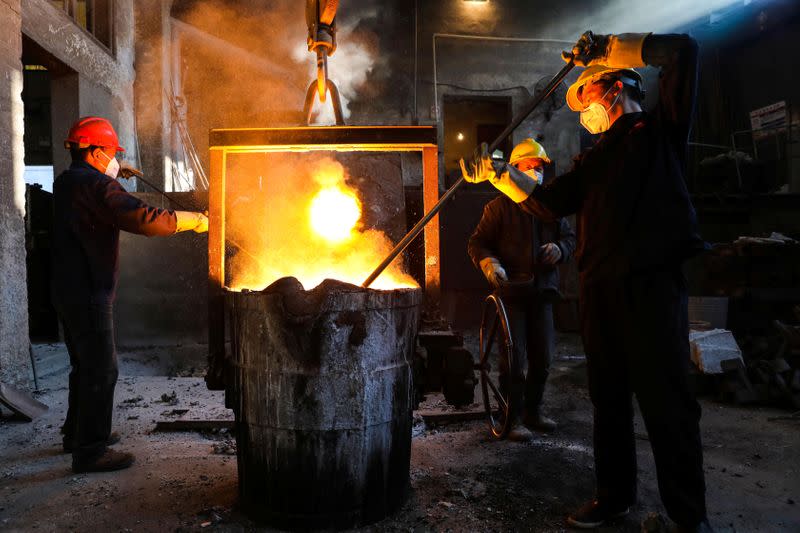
[56,302,119,462]
[580,269,706,528]
[499,300,555,420]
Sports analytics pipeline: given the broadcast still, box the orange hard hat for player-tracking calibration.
[64,116,125,152]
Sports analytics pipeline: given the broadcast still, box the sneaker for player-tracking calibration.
[566,499,630,529]
[72,448,134,473]
[63,431,121,454]
[524,411,557,432]
[507,423,534,442]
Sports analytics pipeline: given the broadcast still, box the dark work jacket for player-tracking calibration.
[52,161,178,305]
[519,34,709,288]
[468,195,577,291]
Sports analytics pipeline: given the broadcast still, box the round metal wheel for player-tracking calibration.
[477,294,514,439]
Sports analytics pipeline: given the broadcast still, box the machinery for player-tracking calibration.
[303,0,344,124]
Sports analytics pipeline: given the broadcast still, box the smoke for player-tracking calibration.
[173,0,377,134]
[290,4,380,124]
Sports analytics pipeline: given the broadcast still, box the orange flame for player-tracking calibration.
[226,155,417,291]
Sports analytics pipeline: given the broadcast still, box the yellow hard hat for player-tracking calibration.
[566,65,643,112]
[509,138,550,165]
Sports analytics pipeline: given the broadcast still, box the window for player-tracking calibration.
[50,0,114,52]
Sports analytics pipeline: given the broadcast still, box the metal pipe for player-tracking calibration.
[135,172,271,273]
[413,0,418,124]
[29,343,39,392]
[363,59,575,289]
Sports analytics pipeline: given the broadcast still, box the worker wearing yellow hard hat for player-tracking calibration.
[468,137,576,442]
[461,31,712,532]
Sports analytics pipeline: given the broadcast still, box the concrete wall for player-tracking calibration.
[21,0,137,180]
[0,0,32,387]
[115,194,208,348]
[134,0,173,189]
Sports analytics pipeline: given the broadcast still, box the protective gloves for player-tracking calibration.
[175,211,209,233]
[459,142,504,184]
[118,161,144,180]
[538,243,562,265]
[562,31,648,68]
[460,143,538,203]
[479,257,508,288]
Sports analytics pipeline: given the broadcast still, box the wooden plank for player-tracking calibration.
[417,408,485,424]
[0,383,48,422]
[153,420,235,432]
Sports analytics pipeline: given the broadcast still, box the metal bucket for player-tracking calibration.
[226,278,422,529]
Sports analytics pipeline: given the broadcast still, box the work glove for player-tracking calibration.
[459,143,504,184]
[118,161,144,180]
[563,31,648,68]
[479,257,508,288]
[538,243,562,265]
[460,143,538,203]
[175,211,209,233]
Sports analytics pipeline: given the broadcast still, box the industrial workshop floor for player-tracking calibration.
[1,336,798,532]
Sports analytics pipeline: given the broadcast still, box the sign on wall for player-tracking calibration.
[749,101,787,140]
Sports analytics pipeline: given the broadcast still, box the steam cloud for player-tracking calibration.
[173,0,377,138]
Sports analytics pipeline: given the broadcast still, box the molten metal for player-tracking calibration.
[226,155,417,292]
[309,186,360,243]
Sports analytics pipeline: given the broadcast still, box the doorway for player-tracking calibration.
[442,95,513,189]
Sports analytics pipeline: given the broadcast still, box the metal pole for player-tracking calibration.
[29,343,39,392]
[135,173,272,273]
[362,59,575,289]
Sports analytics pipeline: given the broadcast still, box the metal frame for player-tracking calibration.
[206,126,439,390]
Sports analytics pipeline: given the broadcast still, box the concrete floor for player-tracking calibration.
[1,336,798,532]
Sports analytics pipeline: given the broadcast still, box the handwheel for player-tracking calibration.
[477,294,514,439]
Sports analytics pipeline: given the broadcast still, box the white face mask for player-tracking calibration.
[97,150,120,179]
[523,168,544,185]
[580,85,621,135]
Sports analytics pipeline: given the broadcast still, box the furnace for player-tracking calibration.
[206,125,439,387]
[206,126,438,527]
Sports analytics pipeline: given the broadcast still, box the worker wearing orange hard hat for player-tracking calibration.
[468,138,575,442]
[53,116,208,474]
[461,32,712,532]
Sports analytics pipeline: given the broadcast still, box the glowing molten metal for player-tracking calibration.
[309,187,361,243]
[227,156,417,292]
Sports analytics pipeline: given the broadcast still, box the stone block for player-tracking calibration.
[689,329,744,375]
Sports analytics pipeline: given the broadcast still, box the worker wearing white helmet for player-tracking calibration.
[461,32,711,532]
[468,138,576,442]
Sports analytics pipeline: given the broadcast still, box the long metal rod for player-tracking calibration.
[135,172,271,273]
[362,59,575,289]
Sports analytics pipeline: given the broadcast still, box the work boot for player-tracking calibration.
[566,499,630,529]
[524,411,557,432]
[506,423,534,442]
[63,431,121,454]
[72,448,134,473]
